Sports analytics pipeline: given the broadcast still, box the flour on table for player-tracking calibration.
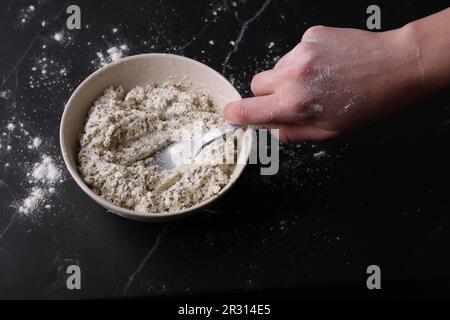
[95,45,129,67]
[1,118,64,217]
[0,90,12,100]
[31,155,61,183]
[313,150,327,159]
[18,5,36,26]
[29,137,42,149]
[19,187,44,214]
[18,155,62,215]
[53,32,63,42]
[78,83,237,213]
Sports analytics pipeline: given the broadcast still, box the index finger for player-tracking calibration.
[222,95,280,125]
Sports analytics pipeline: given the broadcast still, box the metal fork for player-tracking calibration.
[151,123,242,171]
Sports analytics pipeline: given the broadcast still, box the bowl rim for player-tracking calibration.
[59,53,252,221]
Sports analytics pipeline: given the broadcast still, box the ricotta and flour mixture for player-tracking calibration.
[78,83,237,213]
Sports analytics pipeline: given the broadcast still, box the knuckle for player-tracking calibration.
[235,100,248,123]
[283,64,309,81]
[302,25,327,41]
[285,46,318,80]
[291,42,312,61]
[298,41,315,53]
[299,48,318,69]
[250,73,264,92]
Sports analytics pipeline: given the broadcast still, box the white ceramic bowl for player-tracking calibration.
[60,53,253,222]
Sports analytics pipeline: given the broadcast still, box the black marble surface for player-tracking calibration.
[0,0,450,299]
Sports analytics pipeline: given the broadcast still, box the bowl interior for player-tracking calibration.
[60,53,252,221]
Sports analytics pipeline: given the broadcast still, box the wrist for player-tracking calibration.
[389,23,427,96]
[396,9,450,94]
[371,25,428,109]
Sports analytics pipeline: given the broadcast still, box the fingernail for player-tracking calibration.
[222,101,237,118]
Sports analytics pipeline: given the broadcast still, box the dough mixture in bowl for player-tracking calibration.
[78,82,237,213]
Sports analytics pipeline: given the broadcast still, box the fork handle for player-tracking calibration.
[200,123,243,147]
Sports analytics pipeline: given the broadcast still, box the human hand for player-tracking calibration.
[223,25,426,142]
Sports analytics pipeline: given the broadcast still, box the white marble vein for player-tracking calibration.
[121,224,171,296]
[177,17,220,53]
[150,22,174,48]
[222,0,272,75]
[0,180,18,241]
[1,33,40,89]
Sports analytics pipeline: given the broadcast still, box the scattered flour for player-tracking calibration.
[1,119,64,216]
[31,156,61,183]
[18,155,62,215]
[95,45,129,67]
[28,137,42,149]
[107,46,124,61]
[313,150,327,159]
[18,5,36,26]
[19,188,44,214]
[0,90,12,100]
[53,32,64,42]
[29,52,71,90]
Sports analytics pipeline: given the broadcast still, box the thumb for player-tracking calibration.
[222,95,279,125]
